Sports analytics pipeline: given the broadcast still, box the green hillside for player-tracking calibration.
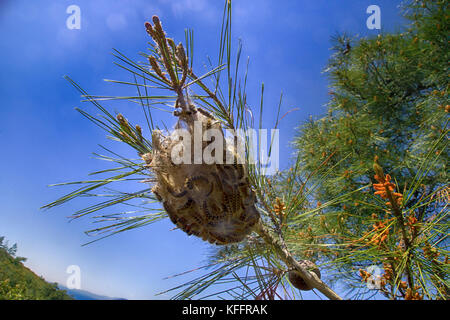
[0,237,73,300]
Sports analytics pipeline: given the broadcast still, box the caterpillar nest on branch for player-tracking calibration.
[142,102,260,245]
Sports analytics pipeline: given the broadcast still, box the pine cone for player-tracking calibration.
[288,260,321,291]
[145,102,260,245]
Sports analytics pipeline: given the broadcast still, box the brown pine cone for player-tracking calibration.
[288,260,321,291]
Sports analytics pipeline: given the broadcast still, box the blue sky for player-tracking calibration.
[0,0,407,299]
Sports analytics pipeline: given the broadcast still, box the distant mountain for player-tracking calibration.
[58,285,127,300]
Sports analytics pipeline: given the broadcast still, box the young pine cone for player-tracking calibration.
[143,101,260,245]
[288,260,321,291]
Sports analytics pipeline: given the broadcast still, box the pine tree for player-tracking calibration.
[7,244,17,257]
[294,0,448,299]
[43,0,448,300]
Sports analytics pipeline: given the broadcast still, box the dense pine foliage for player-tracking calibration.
[293,0,448,299]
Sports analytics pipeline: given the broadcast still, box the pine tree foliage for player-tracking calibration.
[294,0,448,299]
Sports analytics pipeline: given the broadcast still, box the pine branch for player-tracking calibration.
[254,221,342,300]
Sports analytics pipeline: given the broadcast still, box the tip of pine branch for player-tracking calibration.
[152,15,161,25]
[373,155,385,181]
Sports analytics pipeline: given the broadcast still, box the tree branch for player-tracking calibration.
[254,221,343,300]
